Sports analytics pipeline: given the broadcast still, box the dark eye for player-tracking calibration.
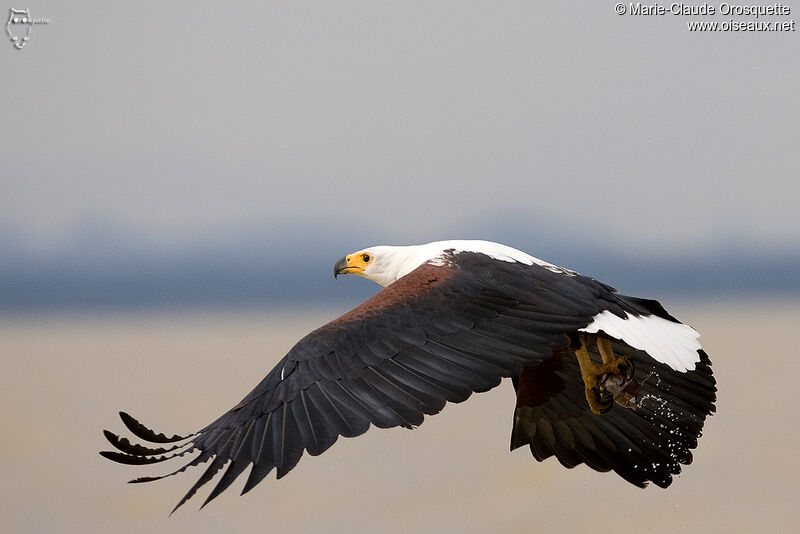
[362,253,371,263]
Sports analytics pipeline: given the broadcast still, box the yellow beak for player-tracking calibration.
[333,254,367,278]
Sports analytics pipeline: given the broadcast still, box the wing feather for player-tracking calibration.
[102,254,639,510]
[511,338,716,489]
[119,411,191,443]
[201,423,256,507]
[240,414,275,494]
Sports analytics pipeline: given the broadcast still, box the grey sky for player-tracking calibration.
[2,2,798,255]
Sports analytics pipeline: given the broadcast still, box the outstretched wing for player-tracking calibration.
[511,338,716,488]
[102,253,612,511]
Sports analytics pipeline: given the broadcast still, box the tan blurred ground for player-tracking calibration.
[1,298,797,533]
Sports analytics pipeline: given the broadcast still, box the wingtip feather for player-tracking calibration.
[119,411,190,443]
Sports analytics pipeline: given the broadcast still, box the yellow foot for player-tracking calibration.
[574,334,639,414]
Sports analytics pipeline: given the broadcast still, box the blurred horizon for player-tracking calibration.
[3,214,799,313]
[3,2,798,316]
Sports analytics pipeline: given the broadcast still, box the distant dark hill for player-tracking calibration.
[1,222,797,313]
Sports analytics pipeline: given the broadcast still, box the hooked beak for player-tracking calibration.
[334,253,369,279]
[334,256,349,279]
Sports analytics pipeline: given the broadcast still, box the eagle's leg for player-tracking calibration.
[575,334,639,414]
[597,336,616,364]
[575,334,613,415]
[596,336,640,410]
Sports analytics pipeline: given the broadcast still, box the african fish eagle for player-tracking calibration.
[101,240,716,512]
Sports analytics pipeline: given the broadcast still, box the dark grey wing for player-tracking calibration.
[511,336,716,488]
[101,253,607,511]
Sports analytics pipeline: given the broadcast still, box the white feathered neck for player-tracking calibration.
[358,240,565,287]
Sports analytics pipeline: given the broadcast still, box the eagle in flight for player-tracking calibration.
[101,240,716,512]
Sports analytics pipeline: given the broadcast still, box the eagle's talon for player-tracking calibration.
[597,372,611,392]
[584,385,613,415]
[624,358,635,381]
[576,334,639,414]
[595,387,614,413]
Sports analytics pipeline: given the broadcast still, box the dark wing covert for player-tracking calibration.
[102,252,618,511]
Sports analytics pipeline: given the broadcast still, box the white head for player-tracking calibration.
[333,240,553,287]
[333,245,431,287]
